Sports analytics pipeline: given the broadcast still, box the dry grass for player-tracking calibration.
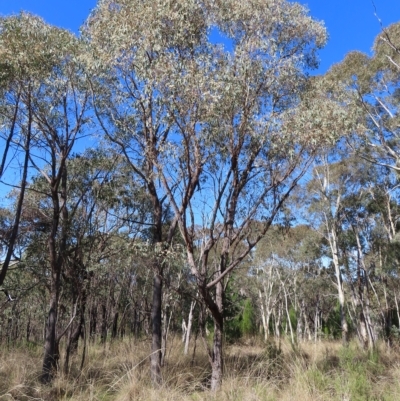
[1,337,400,400]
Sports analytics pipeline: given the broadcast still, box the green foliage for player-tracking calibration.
[241,299,256,337]
[224,294,257,342]
[3,2,400,393]
[0,12,78,85]
[303,343,392,400]
[288,306,297,332]
[223,284,243,343]
[333,345,384,401]
[323,301,342,339]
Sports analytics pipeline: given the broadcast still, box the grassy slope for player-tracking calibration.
[1,338,400,400]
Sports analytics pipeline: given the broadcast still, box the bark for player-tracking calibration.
[329,226,348,345]
[150,273,163,386]
[210,280,224,392]
[6,317,12,346]
[100,303,107,344]
[359,310,369,349]
[26,316,31,343]
[280,277,294,345]
[304,308,312,341]
[395,294,400,334]
[79,320,87,373]
[161,305,168,367]
[89,305,97,342]
[314,300,320,343]
[364,290,376,349]
[259,289,268,341]
[112,311,119,339]
[191,324,199,366]
[41,129,70,383]
[64,309,84,374]
[297,300,304,342]
[274,303,282,339]
[41,276,60,383]
[64,262,88,373]
[211,315,223,392]
[182,318,187,343]
[184,300,196,355]
[41,177,65,383]
[133,305,139,338]
[354,228,376,350]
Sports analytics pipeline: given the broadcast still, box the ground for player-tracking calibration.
[1,337,400,400]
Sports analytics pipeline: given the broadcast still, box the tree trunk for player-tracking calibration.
[100,303,107,344]
[133,305,139,338]
[161,305,169,367]
[184,301,195,355]
[89,305,97,342]
[359,310,369,349]
[64,311,84,374]
[395,294,400,335]
[274,303,282,339]
[150,273,163,386]
[211,315,223,392]
[281,279,295,345]
[259,289,269,341]
[41,278,60,383]
[297,300,304,342]
[41,150,68,383]
[26,315,31,343]
[210,280,224,392]
[112,311,119,340]
[41,185,63,383]
[182,318,187,343]
[329,227,348,345]
[191,324,199,366]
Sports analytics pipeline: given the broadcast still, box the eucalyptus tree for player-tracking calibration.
[318,21,400,347]
[0,13,37,292]
[83,0,358,390]
[50,152,135,373]
[84,0,213,385]
[302,146,397,348]
[0,13,94,382]
[338,162,400,346]
[164,4,354,390]
[323,21,400,240]
[19,148,152,371]
[366,177,400,341]
[254,225,330,342]
[325,22,400,172]
[304,151,356,344]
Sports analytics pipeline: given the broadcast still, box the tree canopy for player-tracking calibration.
[1,1,400,395]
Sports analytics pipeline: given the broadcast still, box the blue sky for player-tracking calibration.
[301,0,400,72]
[0,0,399,73]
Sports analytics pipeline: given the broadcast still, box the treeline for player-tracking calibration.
[0,0,399,392]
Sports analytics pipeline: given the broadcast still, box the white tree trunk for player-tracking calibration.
[328,222,348,344]
[184,301,196,355]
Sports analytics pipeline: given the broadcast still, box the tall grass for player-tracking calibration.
[1,337,400,400]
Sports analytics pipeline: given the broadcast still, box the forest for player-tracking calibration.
[1,0,400,400]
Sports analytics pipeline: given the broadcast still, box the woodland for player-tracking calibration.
[1,0,400,400]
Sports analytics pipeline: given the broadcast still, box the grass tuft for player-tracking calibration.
[1,337,400,400]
